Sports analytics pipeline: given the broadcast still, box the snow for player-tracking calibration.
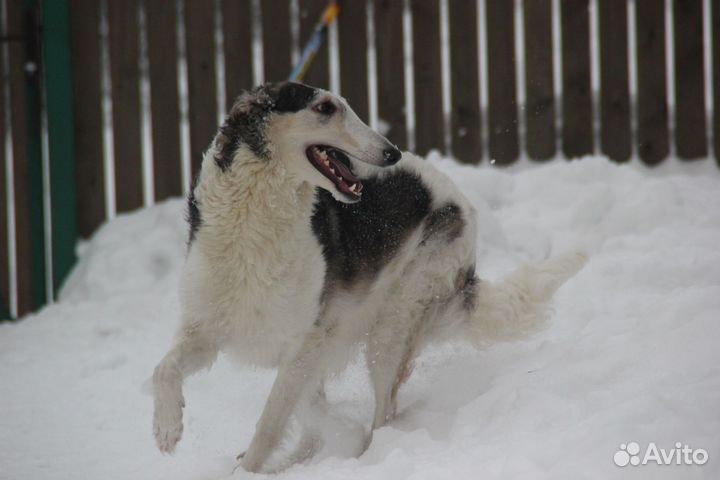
[2,155,719,480]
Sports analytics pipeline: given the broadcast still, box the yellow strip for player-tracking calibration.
[322,3,340,24]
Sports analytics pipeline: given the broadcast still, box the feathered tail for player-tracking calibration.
[464,252,587,345]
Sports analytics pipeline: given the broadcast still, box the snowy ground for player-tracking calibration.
[1,155,719,480]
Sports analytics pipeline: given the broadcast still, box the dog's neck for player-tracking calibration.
[192,147,317,277]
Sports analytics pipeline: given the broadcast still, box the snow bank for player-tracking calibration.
[1,156,718,480]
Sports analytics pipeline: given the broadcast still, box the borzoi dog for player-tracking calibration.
[152,82,586,473]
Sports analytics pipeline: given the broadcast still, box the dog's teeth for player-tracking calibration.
[349,183,357,192]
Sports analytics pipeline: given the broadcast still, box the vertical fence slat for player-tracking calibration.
[411,0,444,155]
[0,21,7,317]
[69,0,105,236]
[635,0,669,165]
[338,0,369,121]
[486,0,518,163]
[185,0,218,176]
[146,0,182,200]
[523,0,555,160]
[7,0,36,315]
[561,0,593,157]
[375,0,407,150]
[222,0,253,106]
[299,0,330,89]
[261,0,291,83]
[108,0,143,212]
[599,0,631,162]
[673,0,707,159]
[449,0,481,163]
[714,0,720,164]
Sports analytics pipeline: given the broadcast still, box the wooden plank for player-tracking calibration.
[486,0,518,163]
[375,0,407,150]
[69,0,105,237]
[523,0,555,160]
[261,0,292,83]
[7,0,35,315]
[599,0,631,162]
[222,0,253,107]
[108,0,143,212]
[411,0,444,155]
[673,0,707,159]
[338,0,369,121]
[712,0,720,164]
[146,0,182,201]
[560,0,593,157]
[449,0,481,163]
[185,0,218,176]
[0,15,7,317]
[299,0,330,89]
[635,0,669,165]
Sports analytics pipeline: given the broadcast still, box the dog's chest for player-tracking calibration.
[187,224,327,366]
[234,252,325,364]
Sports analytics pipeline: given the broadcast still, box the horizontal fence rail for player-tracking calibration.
[2,0,720,319]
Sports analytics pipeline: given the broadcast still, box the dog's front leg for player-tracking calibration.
[240,326,330,473]
[153,325,218,453]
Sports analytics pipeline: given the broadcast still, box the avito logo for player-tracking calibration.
[614,442,708,467]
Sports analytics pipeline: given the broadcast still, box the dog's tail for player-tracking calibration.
[463,252,587,345]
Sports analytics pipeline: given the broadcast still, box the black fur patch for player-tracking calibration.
[213,82,318,171]
[458,264,478,310]
[186,175,202,245]
[422,202,464,245]
[272,82,318,113]
[311,170,432,289]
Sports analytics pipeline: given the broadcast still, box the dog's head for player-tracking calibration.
[214,82,401,203]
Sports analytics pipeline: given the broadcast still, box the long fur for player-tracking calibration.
[466,252,587,344]
[151,82,586,473]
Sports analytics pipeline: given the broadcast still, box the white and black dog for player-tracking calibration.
[152,82,585,472]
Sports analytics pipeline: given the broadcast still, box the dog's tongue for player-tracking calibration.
[329,155,359,183]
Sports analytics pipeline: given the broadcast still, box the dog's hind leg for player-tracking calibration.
[153,324,219,453]
[357,316,420,456]
[366,328,417,432]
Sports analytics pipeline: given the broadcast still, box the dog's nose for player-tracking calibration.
[383,147,402,165]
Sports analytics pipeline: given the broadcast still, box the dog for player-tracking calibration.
[152,82,586,473]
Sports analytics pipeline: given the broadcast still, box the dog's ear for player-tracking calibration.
[233,85,275,115]
[214,87,275,169]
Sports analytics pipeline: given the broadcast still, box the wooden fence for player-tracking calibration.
[1,0,720,319]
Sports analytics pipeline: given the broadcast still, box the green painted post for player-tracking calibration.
[21,0,47,310]
[41,0,77,295]
[25,63,46,308]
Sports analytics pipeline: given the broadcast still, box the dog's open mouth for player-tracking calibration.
[306,145,363,200]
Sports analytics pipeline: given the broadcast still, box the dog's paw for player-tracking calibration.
[233,455,262,474]
[153,395,185,454]
[236,443,272,474]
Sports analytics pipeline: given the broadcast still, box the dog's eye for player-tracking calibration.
[313,101,336,116]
